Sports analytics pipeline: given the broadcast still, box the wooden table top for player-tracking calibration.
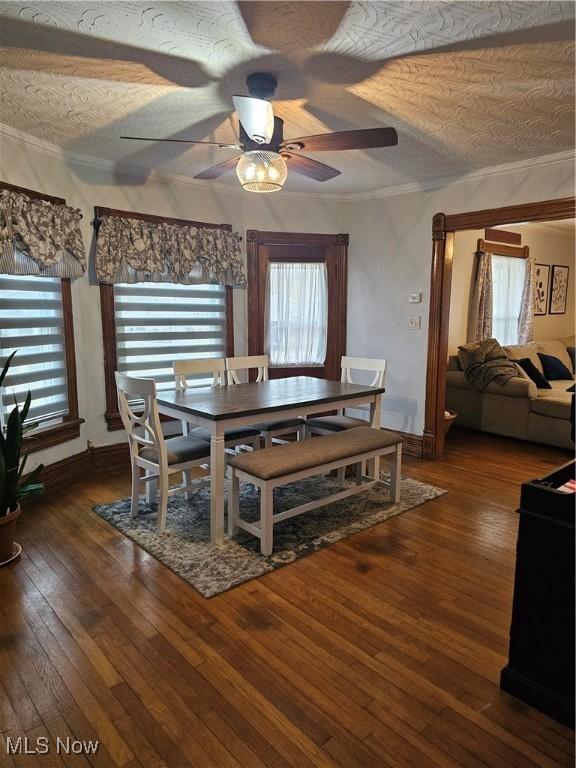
[156,376,385,421]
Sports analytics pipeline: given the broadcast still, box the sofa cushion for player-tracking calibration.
[516,358,551,389]
[531,394,572,421]
[558,335,576,349]
[504,342,543,373]
[547,380,576,392]
[537,340,573,373]
[537,352,573,381]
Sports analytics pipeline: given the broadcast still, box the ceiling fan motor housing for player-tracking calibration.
[246,72,278,100]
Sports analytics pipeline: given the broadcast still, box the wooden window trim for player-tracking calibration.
[424,196,576,461]
[0,181,83,453]
[95,207,235,431]
[246,230,348,382]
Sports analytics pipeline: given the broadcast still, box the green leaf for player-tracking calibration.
[0,350,16,389]
[15,482,44,500]
[19,390,32,424]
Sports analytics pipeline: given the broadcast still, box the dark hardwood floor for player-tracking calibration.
[1,428,574,767]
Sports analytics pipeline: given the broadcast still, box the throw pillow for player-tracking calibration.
[567,346,576,373]
[516,358,551,389]
[537,352,573,381]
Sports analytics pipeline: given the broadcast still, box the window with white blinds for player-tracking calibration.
[114,283,227,389]
[0,275,69,427]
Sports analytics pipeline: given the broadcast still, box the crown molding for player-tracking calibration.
[0,123,574,203]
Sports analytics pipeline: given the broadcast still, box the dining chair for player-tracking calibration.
[115,372,211,534]
[173,358,261,450]
[306,356,387,435]
[225,354,307,447]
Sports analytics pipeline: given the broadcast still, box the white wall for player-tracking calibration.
[449,225,575,353]
[343,160,575,435]
[1,132,574,470]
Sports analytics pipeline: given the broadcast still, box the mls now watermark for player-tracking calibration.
[4,736,99,756]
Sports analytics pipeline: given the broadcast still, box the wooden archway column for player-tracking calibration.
[423,196,575,460]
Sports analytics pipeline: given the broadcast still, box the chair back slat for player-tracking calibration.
[115,372,166,463]
[173,358,225,391]
[226,355,269,385]
[341,356,387,388]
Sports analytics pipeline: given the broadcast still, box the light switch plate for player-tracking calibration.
[408,292,422,303]
[408,315,421,330]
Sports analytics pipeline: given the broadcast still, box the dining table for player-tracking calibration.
[156,375,385,544]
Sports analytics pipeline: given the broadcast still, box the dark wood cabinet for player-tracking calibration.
[500,460,575,728]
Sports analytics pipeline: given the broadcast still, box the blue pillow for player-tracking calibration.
[537,352,573,381]
[516,358,551,389]
[567,346,576,373]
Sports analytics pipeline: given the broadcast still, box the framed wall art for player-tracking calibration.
[549,264,569,315]
[533,263,550,315]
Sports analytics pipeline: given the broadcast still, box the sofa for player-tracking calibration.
[446,337,575,450]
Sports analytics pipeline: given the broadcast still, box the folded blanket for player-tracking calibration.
[458,338,519,391]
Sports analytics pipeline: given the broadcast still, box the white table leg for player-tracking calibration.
[370,394,382,480]
[210,433,226,544]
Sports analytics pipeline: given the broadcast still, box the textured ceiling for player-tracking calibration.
[0,1,574,194]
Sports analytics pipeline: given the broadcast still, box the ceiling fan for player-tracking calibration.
[121,73,398,193]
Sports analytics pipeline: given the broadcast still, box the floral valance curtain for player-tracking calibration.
[95,214,246,288]
[0,189,86,278]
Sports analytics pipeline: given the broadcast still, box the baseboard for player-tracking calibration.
[500,666,575,729]
[39,430,423,495]
[39,443,129,493]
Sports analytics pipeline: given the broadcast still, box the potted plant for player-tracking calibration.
[0,351,44,565]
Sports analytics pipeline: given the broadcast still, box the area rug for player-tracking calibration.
[93,475,445,598]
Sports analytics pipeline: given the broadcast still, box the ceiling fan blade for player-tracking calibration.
[120,136,241,148]
[282,153,340,182]
[194,156,242,180]
[282,127,398,153]
[232,95,274,144]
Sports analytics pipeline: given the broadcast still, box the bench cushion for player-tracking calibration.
[140,436,210,465]
[307,415,369,432]
[229,426,402,480]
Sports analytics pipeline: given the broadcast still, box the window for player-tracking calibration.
[265,262,328,366]
[492,255,526,346]
[101,281,232,429]
[114,282,226,387]
[0,275,81,450]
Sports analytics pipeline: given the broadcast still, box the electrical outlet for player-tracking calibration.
[408,315,421,330]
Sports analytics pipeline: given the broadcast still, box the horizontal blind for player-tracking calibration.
[0,275,69,426]
[114,283,226,389]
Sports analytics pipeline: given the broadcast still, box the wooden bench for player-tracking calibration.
[227,426,402,555]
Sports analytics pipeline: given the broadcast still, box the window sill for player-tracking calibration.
[23,418,84,454]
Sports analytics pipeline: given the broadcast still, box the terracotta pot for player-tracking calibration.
[0,504,21,563]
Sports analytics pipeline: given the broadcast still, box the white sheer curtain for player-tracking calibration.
[265,262,328,366]
[491,254,527,346]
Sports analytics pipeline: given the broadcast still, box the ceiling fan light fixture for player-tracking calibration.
[236,150,287,193]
